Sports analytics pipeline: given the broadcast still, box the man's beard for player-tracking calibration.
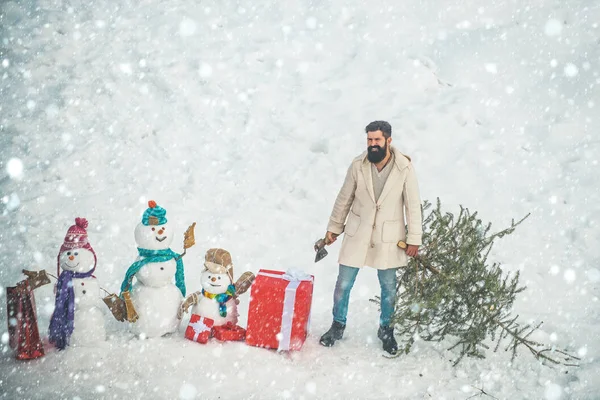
[367,142,388,164]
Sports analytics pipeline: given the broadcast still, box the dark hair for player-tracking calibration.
[365,120,392,138]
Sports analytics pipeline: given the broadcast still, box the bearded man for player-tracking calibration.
[319,120,423,355]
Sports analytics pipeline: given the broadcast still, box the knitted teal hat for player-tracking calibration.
[142,200,167,225]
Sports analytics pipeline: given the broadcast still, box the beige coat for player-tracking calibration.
[327,146,423,269]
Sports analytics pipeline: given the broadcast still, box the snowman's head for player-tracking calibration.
[59,247,96,274]
[134,222,174,250]
[201,249,235,294]
[134,200,174,250]
[57,217,97,276]
[201,268,232,295]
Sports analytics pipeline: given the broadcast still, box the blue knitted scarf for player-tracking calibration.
[120,248,186,297]
[48,269,95,350]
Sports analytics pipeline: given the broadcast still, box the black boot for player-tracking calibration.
[378,325,398,355]
[319,321,345,347]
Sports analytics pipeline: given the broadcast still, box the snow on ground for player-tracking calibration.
[1,0,599,398]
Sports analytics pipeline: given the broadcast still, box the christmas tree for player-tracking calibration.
[373,199,579,366]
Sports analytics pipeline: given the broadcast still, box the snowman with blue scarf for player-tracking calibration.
[119,200,195,338]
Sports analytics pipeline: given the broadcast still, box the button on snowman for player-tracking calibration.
[119,201,187,338]
[49,218,106,350]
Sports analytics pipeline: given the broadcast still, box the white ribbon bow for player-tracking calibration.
[281,268,312,282]
[189,318,211,341]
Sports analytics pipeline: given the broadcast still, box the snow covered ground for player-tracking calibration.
[1,0,599,398]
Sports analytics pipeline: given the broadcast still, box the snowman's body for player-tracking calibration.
[129,221,183,338]
[70,277,106,345]
[56,247,106,346]
[192,270,238,327]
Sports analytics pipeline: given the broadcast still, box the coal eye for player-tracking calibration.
[218,276,221,280]
[67,252,71,256]
[152,227,155,231]
[74,252,78,256]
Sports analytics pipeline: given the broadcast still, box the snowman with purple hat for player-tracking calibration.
[49,218,106,350]
[119,200,191,338]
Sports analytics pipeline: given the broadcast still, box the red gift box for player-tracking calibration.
[6,280,45,360]
[185,314,214,344]
[212,323,246,342]
[245,269,314,351]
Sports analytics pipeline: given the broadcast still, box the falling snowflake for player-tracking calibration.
[198,63,213,78]
[544,383,562,400]
[544,19,563,36]
[179,383,197,400]
[179,18,197,37]
[306,17,318,30]
[485,63,498,74]
[6,158,24,180]
[563,269,576,284]
[564,63,579,78]
[3,193,21,211]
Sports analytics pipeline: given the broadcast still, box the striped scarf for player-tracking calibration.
[202,284,236,317]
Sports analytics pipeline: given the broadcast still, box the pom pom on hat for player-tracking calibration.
[142,200,168,226]
[75,217,88,229]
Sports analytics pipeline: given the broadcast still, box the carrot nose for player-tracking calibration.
[211,277,216,282]
[69,255,75,261]
[158,229,164,235]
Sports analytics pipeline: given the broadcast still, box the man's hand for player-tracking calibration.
[325,231,339,245]
[405,245,419,257]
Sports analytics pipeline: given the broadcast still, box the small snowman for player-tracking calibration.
[179,248,254,328]
[49,218,106,350]
[119,200,194,338]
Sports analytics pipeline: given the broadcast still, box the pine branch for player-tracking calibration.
[374,199,579,367]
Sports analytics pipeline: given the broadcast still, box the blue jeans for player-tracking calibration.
[332,264,398,327]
